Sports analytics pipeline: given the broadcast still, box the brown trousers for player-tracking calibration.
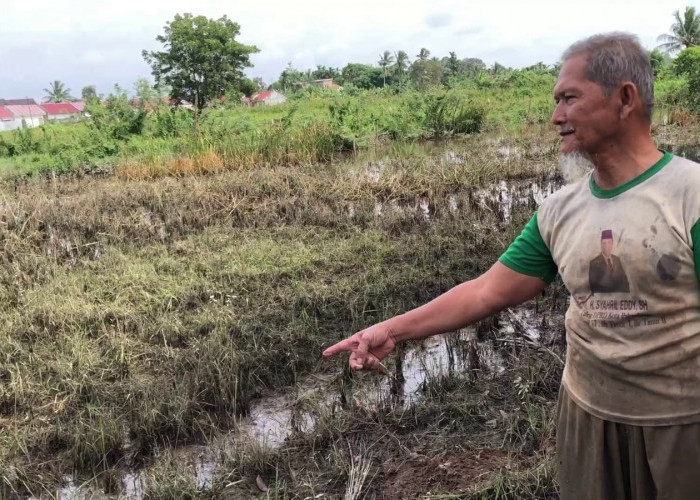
[557,387,700,500]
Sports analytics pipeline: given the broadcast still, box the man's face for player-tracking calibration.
[551,54,621,155]
[601,238,614,258]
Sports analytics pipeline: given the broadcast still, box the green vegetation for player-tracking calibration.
[0,132,567,497]
[657,6,700,54]
[143,13,259,110]
[42,80,74,103]
[2,6,700,498]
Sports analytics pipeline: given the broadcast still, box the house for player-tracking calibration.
[313,78,341,90]
[0,106,15,131]
[0,98,38,106]
[40,102,81,122]
[293,78,342,91]
[3,103,46,129]
[70,101,86,113]
[250,90,286,106]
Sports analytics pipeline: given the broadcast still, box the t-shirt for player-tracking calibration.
[499,152,700,425]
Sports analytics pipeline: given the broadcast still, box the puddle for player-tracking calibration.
[123,472,144,500]
[195,455,216,491]
[234,305,546,449]
[237,374,337,447]
[57,476,83,500]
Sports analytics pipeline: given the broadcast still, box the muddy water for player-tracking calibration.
[48,303,551,500]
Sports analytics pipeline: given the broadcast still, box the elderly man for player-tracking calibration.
[323,32,700,499]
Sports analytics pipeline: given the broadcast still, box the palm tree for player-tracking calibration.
[394,50,410,87]
[378,51,395,87]
[43,80,73,102]
[657,6,700,53]
[416,48,431,61]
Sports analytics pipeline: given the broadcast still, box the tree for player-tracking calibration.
[416,48,431,61]
[409,59,444,90]
[133,77,156,107]
[142,13,259,109]
[341,63,383,89]
[252,77,267,91]
[43,80,73,102]
[672,46,700,111]
[378,51,395,87]
[648,49,669,77]
[81,85,98,102]
[462,57,486,77]
[657,6,700,54]
[394,50,410,87]
[311,65,340,80]
[273,62,308,91]
[445,52,461,78]
[238,78,258,97]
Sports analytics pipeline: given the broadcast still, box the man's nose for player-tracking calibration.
[551,102,565,125]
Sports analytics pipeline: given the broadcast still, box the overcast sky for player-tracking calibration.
[1,0,696,101]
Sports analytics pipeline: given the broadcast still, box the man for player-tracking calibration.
[589,229,630,293]
[323,32,700,499]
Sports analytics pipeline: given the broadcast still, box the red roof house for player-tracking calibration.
[41,102,79,115]
[0,106,13,120]
[251,90,286,105]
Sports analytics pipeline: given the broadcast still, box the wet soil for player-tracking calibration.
[382,449,524,499]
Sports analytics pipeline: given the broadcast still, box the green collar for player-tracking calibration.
[589,151,673,199]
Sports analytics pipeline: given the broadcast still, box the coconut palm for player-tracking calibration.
[416,48,431,61]
[657,6,700,54]
[393,50,410,87]
[43,80,73,102]
[378,51,395,87]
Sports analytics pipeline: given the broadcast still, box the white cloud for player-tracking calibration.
[0,0,695,99]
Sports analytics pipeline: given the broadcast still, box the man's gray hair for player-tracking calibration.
[562,32,654,119]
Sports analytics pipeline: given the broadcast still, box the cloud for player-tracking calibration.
[454,25,484,36]
[424,12,452,28]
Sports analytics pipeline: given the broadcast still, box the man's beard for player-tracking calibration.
[558,151,594,184]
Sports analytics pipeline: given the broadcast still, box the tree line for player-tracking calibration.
[39,6,700,113]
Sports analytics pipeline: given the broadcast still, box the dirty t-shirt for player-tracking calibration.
[499,152,700,425]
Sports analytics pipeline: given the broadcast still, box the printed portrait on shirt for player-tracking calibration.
[589,229,630,294]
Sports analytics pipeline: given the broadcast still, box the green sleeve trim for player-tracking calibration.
[590,151,673,199]
[498,212,558,283]
[692,217,700,284]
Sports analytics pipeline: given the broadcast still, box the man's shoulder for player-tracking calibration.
[667,154,700,178]
[537,175,589,218]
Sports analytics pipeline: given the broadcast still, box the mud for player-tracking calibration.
[382,448,528,499]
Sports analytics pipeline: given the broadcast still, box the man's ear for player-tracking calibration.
[618,82,637,120]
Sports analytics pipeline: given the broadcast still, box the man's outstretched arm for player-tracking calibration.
[323,262,548,371]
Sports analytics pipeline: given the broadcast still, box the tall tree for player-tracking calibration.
[409,59,444,89]
[142,13,259,109]
[647,49,668,77]
[81,85,98,102]
[657,6,700,53]
[445,52,461,78]
[462,57,486,76]
[416,48,431,61]
[394,50,410,87]
[253,77,267,91]
[378,51,395,87]
[43,80,73,102]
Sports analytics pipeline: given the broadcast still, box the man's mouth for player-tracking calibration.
[559,129,575,137]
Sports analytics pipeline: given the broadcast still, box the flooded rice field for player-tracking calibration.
[40,301,563,500]
[5,130,694,498]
